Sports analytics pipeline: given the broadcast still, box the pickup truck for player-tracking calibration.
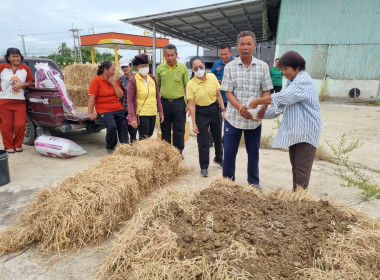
[0,57,104,145]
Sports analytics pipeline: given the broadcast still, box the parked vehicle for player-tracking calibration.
[0,57,104,145]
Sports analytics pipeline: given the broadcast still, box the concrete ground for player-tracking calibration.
[0,103,379,279]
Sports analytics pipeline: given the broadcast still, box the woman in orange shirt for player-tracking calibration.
[0,48,33,153]
[88,61,128,153]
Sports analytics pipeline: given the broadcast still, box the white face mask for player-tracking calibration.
[194,69,205,78]
[138,67,149,76]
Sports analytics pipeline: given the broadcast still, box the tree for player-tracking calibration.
[58,42,72,57]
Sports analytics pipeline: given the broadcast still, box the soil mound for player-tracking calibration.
[102,178,380,279]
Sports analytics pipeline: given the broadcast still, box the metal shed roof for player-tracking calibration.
[120,0,280,49]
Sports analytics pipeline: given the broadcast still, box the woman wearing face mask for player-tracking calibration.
[0,48,33,153]
[187,56,226,177]
[127,53,164,140]
[88,60,128,154]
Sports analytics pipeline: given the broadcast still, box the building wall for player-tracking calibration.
[276,0,380,99]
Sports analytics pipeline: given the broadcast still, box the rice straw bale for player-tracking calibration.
[66,85,88,107]
[0,139,188,256]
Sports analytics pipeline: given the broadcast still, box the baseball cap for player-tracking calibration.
[119,57,131,67]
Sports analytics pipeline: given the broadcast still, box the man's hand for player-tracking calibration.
[240,106,253,119]
[130,121,138,129]
[88,113,97,120]
[159,115,164,123]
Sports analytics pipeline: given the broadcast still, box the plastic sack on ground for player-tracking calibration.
[34,136,87,158]
[35,63,76,114]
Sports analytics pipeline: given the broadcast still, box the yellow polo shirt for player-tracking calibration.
[135,73,157,116]
[186,73,220,106]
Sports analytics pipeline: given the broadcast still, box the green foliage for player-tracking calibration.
[273,118,281,130]
[39,43,118,68]
[327,134,379,200]
[260,134,274,149]
[314,145,334,162]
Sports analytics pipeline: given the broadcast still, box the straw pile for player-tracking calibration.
[64,64,123,107]
[100,178,380,280]
[0,139,187,255]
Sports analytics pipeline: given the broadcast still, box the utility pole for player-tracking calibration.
[69,24,82,63]
[18,33,27,56]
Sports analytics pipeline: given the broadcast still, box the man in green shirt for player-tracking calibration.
[270,58,283,94]
[156,44,189,154]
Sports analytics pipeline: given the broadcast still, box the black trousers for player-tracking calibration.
[98,109,128,149]
[196,102,223,169]
[125,111,137,142]
[271,86,282,94]
[209,102,227,144]
[160,97,186,152]
[289,142,317,191]
[138,115,156,140]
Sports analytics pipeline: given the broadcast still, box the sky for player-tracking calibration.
[0,0,231,63]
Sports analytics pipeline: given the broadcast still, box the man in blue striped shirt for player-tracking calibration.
[249,51,321,191]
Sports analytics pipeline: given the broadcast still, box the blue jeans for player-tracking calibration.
[222,120,261,184]
[98,109,128,149]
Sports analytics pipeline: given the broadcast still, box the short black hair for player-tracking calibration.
[278,51,306,71]
[275,58,280,61]
[5,48,24,63]
[97,61,113,76]
[219,43,231,50]
[163,44,177,54]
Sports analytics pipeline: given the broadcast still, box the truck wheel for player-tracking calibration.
[23,114,37,146]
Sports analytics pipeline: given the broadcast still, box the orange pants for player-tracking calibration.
[0,99,27,149]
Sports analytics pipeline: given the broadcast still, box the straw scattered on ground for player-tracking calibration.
[101,177,380,280]
[0,139,187,256]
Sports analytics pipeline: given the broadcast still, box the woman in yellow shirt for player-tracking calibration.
[127,53,164,140]
[187,56,226,177]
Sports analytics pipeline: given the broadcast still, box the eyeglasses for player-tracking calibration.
[193,66,204,72]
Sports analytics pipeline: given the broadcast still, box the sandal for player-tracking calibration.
[6,148,15,153]
[15,148,23,152]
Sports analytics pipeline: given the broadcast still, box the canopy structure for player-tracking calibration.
[80,32,169,67]
[120,0,280,73]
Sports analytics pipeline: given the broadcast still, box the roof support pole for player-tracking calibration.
[90,46,95,64]
[152,20,156,75]
[114,44,119,68]
[196,44,199,56]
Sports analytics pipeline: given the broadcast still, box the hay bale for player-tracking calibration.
[64,64,123,87]
[66,85,88,107]
[100,178,380,280]
[0,139,188,255]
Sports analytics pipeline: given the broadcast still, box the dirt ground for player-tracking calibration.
[0,103,379,279]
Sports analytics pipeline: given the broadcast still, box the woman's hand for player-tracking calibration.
[192,123,199,134]
[221,110,225,120]
[159,115,164,123]
[108,76,117,85]
[12,83,23,91]
[88,113,97,120]
[131,121,138,129]
[249,99,258,109]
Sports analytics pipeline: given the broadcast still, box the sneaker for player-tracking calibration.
[201,169,208,177]
[213,158,223,168]
[107,149,115,154]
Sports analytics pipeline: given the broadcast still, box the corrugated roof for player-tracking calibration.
[277,0,380,45]
[120,0,281,49]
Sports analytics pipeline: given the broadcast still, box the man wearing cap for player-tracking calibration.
[156,44,190,154]
[118,57,137,142]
